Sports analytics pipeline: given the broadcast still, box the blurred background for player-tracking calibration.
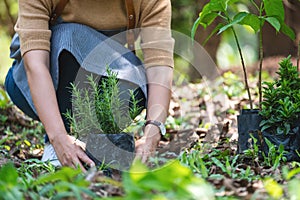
[1,0,299,84]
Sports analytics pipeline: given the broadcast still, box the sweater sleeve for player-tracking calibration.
[139,0,174,68]
[15,0,55,56]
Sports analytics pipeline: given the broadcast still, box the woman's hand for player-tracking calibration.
[23,50,94,171]
[51,134,94,171]
[134,66,172,163]
[134,125,161,163]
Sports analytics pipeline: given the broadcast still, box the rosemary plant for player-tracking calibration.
[65,66,143,138]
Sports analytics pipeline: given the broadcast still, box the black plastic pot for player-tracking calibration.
[262,129,300,162]
[237,109,300,161]
[237,109,262,153]
[85,133,135,171]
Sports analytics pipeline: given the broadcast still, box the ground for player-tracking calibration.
[0,60,299,199]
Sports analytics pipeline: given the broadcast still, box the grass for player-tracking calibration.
[1,69,300,199]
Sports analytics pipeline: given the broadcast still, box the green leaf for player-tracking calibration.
[199,158,209,178]
[286,167,300,180]
[261,125,271,133]
[199,12,219,28]
[218,12,248,34]
[265,17,281,32]
[264,178,284,199]
[280,23,296,40]
[0,89,10,109]
[211,157,226,173]
[239,13,261,33]
[197,0,232,28]
[263,0,285,22]
[34,167,82,186]
[129,160,149,182]
[0,163,18,186]
[191,17,201,40]
[288,179,300,199]
[202,0,228,13]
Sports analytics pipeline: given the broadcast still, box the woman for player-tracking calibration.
[5,0,174,171]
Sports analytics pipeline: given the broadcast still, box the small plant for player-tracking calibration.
[66,66,142,137]
[260,56,300,135]
[262,138,287,169]
[243,133,287,168]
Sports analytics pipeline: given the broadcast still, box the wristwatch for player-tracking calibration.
[144,120,166,136]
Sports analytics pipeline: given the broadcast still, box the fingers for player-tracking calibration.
[77,147,95,168]
[67,135,94,169]
[54,138,94,172]
[134,139,155,163]
[134,149,152,163]
[71,157,86,172]
[72,144,95,172]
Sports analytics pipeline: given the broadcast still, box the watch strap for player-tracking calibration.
[145,120,166,135]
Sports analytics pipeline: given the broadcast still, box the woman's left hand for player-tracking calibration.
[134,126,161,163]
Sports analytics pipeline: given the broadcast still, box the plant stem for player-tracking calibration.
[231,27,253,109]
[297,41,300,72]
[258,27,263,110]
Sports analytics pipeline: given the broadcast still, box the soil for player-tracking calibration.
[0,64,290,199]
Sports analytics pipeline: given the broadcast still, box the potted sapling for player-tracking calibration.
[66,66,144,171]
[192,0,295,153]
[259,56,300,161]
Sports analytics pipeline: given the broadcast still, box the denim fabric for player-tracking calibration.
[5,22,147,143]
[8,22,147,115]
[4,66,39,121]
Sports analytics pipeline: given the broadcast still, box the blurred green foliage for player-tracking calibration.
[121,160,215,200]
[0,0,17,84]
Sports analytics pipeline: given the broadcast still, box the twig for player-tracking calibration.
[258,28,264,110]
[297,41,300,72]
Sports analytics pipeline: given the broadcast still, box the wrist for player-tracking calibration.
[144,120,166,136]
[47,130,68,144]
[143,124,162,142]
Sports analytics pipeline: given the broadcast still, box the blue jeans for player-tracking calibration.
[5,50,146,143]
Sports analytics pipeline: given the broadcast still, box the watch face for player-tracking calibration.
[159,124,166,135]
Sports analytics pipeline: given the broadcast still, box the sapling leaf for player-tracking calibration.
[280,23,296,40]
[199,12,219,29]
[263,0,285,22]
[201,0,226,14]
[191,17,201,40]
[218,12,248,34]
[265,17,281,32]
[239,13,261,33]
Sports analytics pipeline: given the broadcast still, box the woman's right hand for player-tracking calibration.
[23,50,94,172]
[51,134,95,171]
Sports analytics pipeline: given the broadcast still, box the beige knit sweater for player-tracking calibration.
[15,0,174,68]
